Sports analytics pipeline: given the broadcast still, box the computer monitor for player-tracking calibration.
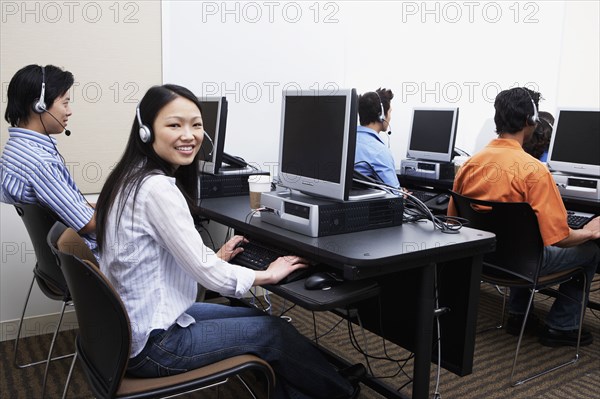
[278,88,358,201]
[547,109,600,178]
[198,96,228,174]
[406,107,459,163]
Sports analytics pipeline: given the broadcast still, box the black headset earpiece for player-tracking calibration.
[136,104,152,143]
[33,66,47,114]
[374,92,385,122]
[521,87,539,126]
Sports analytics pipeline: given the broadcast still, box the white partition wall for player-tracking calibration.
[162,1,598,166]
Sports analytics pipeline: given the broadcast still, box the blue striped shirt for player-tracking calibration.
[0,128,97,252]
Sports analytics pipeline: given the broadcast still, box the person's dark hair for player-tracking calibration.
[358,88,394,125]
[95,84,202,251]
[4,64,74,127]
[494,87,542,135]
[523,111,554,159]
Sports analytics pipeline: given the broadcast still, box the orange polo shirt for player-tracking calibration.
[448,138,569,246]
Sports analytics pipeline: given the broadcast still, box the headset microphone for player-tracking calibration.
[33,66,71,136]
[43,109,71,136]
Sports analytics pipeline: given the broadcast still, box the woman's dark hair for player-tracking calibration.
[494,87,542,135]
[96,84,202,251]
[4,64,74,127]
[358,88,394,125]
[523,111,555,159]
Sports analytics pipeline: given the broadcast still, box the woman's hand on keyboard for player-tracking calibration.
[217,235,248,261]
[255,256,309,285]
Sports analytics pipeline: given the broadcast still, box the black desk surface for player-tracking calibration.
[198,196,496,280]
[198,194,496,399]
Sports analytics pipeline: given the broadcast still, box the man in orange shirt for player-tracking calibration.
[448,87,600,346]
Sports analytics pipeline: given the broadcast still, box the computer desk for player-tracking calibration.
[398,172,600,312]
[198,195,495,399]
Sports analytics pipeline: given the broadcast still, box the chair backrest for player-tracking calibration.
[450,191,544,282]
[48,222,130,398]
[55,224,98,267]
[14,203,67,297]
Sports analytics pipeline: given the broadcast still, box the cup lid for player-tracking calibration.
[248,175,271,184]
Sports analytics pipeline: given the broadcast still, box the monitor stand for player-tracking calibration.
[219,165,256,175]
[348,187,388,201]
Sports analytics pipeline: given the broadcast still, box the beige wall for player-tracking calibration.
[0,0,162,333]
[1,0,163,193]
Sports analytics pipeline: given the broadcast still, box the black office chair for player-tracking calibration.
[12,203,76,398]
[47,222,275,399]
[449,192,588,386]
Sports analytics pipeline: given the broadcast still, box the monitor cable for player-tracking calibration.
[453,146,470,157]
[354,161,387,186]
[349,172,466,233]
[402,192,468,234]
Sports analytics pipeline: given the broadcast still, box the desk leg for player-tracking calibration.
[412,263,436,399]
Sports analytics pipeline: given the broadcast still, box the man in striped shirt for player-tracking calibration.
[1,64,97,254]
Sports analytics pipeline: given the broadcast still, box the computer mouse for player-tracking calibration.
[304,272,344,290]
[436,194,450,205]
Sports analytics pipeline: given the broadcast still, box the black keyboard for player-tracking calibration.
[567,211,595,229]
[232,240,310,284]
[409,189,439,202]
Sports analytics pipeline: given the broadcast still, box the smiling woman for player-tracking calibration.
[151,97,205,169]
[93,84,359,399]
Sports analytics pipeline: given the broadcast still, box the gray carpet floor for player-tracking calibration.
[1,283,599,399]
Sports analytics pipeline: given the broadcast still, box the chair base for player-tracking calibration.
[508,281,587,387]
[14,274,75,399]
[512,356,579,386]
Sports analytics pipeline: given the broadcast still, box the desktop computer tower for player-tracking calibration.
[260,191,404,237]
[198,170,269,202]
[551,172,600,202]
[400,159,455,180]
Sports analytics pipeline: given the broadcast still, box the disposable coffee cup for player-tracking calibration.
[248,175,272,210]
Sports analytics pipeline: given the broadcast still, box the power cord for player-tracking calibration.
[344,297,415,382]
[351,173,468,234]
[403,192,468,234]
[432,264,451,399]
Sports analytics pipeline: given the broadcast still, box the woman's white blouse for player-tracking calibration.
[100,174,255,356]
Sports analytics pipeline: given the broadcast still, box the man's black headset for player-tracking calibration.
[136,102,214,154]
[374,91,392,136]
[374,91,385,122]
[33,66,71,136]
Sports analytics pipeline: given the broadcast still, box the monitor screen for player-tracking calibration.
[198,96,228,174]
[406,108,459,163]
[278,89,358,201]
[547,109,600,177]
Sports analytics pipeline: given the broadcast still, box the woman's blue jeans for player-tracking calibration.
[127,302,354,399]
